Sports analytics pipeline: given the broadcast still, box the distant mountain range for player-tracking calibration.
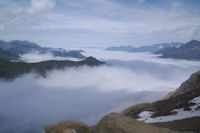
[154,40,200,60]
[0,39,85,61]
[0,57,103,80]
[106,40,200,60]
[123,70,200,132]
[0,48,19,60]
[106,42,183,53]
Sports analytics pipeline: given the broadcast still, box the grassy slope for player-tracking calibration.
[0,57,103,80]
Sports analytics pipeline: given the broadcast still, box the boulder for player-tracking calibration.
[44,121,91,133]
[94,113,179,133]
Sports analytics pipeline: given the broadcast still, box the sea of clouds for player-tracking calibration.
[20,51,81,63]
[0,49,200,133]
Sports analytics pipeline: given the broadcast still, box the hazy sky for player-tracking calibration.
[0,0,200,48]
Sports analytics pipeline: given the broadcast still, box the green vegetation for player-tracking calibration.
[0,57,103,80]
[122,103,152,119]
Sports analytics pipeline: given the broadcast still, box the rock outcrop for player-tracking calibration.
[44,121,91,133]
[123,70,200,132]
[44,113,185,133]
[94,113,180,133]
[164,70,200,99]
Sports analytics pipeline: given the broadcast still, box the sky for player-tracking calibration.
[0,0,200,48]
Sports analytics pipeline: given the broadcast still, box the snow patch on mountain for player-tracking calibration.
[137,96,200,123]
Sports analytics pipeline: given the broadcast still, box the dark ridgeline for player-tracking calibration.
[106,42,183,53]
[106,40,200,60]
[0,57,104,80]
[155,40,200,60]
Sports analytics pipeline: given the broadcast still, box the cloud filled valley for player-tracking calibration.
[0,0,200,132]
[36,65,185,92]
[20,51,81,63]
[0,50,200,133]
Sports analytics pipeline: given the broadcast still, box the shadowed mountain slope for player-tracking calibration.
[123,70,200,132]
[0,39,85,60]
[155,40,200,60]
[106,42,183,53]
[0,57,103,80]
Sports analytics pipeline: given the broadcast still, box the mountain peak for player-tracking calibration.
[82,56,104,66]
[0,39,6,44]
[0,39,86,60]
[85,56,98,61]
[155,40,200,60]
[187,40,200,44]
[185,40,200,47]
[9,40,40,47]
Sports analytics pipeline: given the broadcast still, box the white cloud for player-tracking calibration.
[82,48,200,67]
[36,65,181,92]
[139,0,145,3]
[0,0,199,33]
[0,0,200,46]
[148,25,200,43]
[20,51,81,63]
[27,0,55,13]
[0,73,166,132]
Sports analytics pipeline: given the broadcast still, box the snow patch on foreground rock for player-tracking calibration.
[137,96,200,123]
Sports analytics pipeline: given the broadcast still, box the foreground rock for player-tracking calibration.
[45,113,186,133]
[44,121,91,133]
[94,113,181,133]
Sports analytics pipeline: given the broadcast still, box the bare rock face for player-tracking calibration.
[123,70,200,132]
[94,113,179,133]
[164,70,200,99]
[44,121,91,133]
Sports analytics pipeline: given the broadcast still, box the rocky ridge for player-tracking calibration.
[45,113,186,133]
[123,70,200,132]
